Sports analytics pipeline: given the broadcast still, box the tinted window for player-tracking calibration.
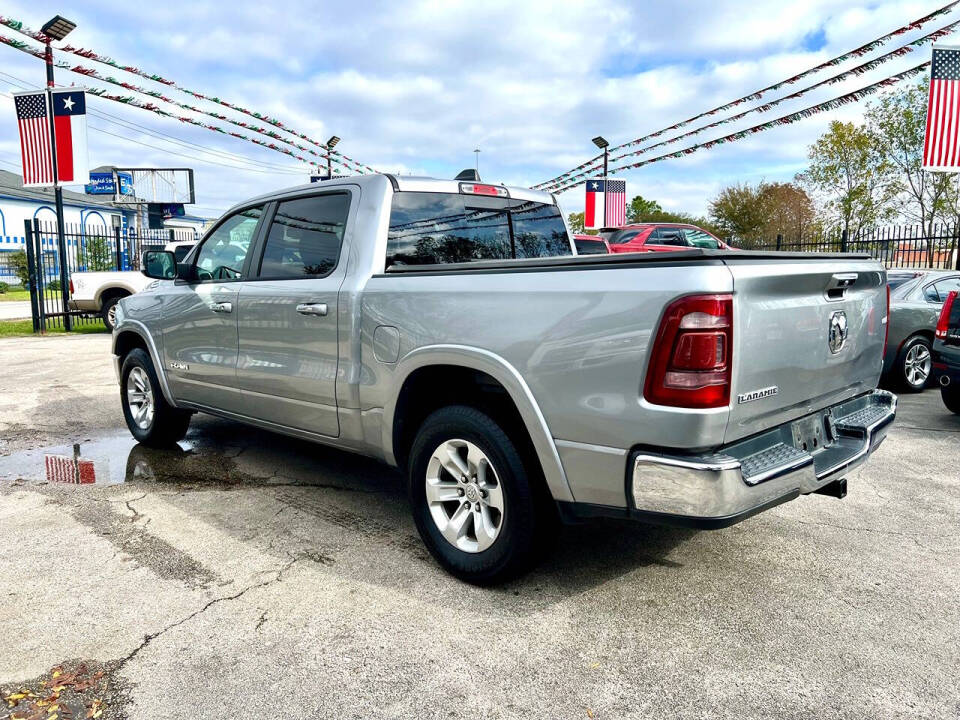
[386,192,570,266]
[886,273,919,290]
[194,206,262,281]
[511,201,571,258]
[574,237,608,255]
[608,229,641,245]
[924,283,942,302]
[655,228,689,247]
[684,229,720,249]
[173,244,194,262]
[259,193,350,278]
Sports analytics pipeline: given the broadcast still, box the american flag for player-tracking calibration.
[14,91,54,186]
[923,47,960,170]
[604,179,626,226]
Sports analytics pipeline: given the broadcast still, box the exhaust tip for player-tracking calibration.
[941,375,951,387]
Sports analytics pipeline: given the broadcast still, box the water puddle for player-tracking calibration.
[0,434,236,488]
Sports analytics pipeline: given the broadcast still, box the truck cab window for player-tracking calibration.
[194,206,263,281]
[259,193,350,278]
[386,192,570,266]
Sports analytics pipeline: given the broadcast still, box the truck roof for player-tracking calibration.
[229,174,556,217]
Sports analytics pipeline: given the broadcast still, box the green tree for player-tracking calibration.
[8,249,29,287]
[799,120,894,238]
[709,182,768,245]
[626,195,663,223]
[81,236,114,271]
[759,182,816,242]
[865,77,953,239]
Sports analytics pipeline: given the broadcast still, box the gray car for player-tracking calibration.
[111,174,895,583]
[883,269,960,391]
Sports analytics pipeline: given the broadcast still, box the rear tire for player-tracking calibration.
[942,384,960,415]
[120,348,192,447]
[100,294,127,331]
[897,336,932,392]
[407,405,545,585]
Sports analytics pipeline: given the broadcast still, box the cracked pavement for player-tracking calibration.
[1,334,959,719]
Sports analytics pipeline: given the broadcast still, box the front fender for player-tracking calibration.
[381,344,574,503]
[112,312,177,407]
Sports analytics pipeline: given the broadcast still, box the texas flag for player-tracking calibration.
[584,178,605,229]
[50,88,88,185]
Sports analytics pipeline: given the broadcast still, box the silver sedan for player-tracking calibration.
[883,269,960,391]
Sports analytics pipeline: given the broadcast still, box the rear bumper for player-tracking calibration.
[559,389,896,529]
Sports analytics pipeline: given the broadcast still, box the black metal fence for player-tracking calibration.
[753,223,960,270]
[23,219,197,331]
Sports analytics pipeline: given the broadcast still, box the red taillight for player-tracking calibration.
[936,290,957,339]
[644,294,733,409]
[883,284,890,352]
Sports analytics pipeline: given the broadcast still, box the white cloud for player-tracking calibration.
[0,0,951,219]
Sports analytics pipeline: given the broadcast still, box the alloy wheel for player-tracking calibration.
[905,343,931,388]
[126,366,155,430]
[425,439,505,553]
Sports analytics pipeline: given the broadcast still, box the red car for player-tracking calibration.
[599,223,734,253]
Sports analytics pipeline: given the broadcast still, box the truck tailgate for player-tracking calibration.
[724,258,886,444]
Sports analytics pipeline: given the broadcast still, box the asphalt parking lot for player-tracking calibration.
[1,334,958,719]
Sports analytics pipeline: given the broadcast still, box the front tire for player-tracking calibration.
[408,405,544,584]
[942,384,960,414]
[120,348,192,447]
[897,336,932,392]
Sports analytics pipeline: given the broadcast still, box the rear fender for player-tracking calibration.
[382,344,575,503]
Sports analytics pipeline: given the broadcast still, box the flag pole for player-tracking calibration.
[43,34,71,331]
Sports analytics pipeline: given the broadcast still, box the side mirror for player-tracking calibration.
[141,250,177,280]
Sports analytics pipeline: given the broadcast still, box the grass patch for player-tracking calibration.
[0,289,30,302]
[0,319,108,337]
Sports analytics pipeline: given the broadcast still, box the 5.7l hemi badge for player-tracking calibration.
[737,386,779,404]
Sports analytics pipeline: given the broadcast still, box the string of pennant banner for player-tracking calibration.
[539,23,958,193]
[0,14,377,174]
[548,62,930,194]
[534,0,960,190]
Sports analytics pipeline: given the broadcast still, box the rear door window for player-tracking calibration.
[930,277,960,302]
[258,193,350,278]
[684,229,720,249]
[386,192,570,267]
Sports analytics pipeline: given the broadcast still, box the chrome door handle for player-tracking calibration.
[210,301,233,313]
[296,302,328,317]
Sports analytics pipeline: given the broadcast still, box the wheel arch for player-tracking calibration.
[112,321,176,406]
[383,345,574,503]
[95,284,134,307]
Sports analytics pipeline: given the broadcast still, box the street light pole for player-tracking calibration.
[592,136,610,228]
[41,15,76,331]
[474,148,481,174]
[326,135,341,180]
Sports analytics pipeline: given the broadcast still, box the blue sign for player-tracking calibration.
[85,171,134,195]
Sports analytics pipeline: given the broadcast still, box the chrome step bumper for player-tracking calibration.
[628,389,896,528]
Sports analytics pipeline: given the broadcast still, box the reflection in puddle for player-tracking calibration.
[0,435,198,487]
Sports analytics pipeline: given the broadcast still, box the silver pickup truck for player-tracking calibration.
[112,174,896,583]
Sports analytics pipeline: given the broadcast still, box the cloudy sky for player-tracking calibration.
[0,0,955,220]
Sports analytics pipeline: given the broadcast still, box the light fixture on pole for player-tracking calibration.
[326,135,340,180]
[41,14,76,330]
[592,135,609,180]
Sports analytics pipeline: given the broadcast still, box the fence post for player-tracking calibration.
[55,220,72,332]
[114,226,123,271]
[32,220,46,332]
[23,219,40,333]
[840,228,848,253]
[776,233,782,251]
